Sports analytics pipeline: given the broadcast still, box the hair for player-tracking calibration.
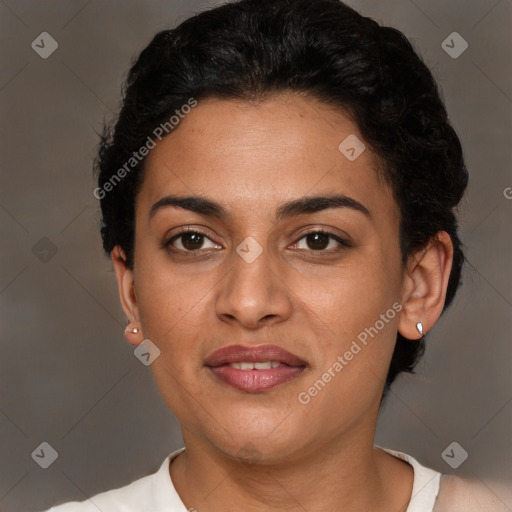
[94,0,468,398]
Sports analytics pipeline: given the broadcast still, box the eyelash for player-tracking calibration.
[165,228,352,256]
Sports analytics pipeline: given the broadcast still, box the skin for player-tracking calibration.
[112,92,453,511]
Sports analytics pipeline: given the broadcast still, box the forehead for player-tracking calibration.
[139,93,397,223]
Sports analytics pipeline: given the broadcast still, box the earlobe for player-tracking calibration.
[398,231,454,340]
[124,322,145,347]
[111,246,145,346]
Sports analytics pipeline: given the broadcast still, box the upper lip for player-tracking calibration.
[204,344,307,367]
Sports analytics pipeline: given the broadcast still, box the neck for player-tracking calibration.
[170,423,413,511]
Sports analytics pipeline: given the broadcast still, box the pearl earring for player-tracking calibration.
[125,326,140,334]
[416,322,423,336]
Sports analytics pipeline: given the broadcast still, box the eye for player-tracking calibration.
[291,230,351,252]
[165,228,351,255]
[166,229,221,252]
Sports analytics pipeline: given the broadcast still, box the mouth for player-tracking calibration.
[204,344,307,392]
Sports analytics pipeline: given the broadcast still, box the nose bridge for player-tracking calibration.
[216,235,292,327]
[228,237,274,304]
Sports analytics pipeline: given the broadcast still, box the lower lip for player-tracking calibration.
[207,365,305,392]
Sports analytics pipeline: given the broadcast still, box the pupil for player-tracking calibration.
[307,233,328,250]
[183,233,203,250]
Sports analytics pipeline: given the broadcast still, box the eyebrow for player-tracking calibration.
[149,193,372,222]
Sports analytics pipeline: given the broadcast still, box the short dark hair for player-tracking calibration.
[94,0,468,397]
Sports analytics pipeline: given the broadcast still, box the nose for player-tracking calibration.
[215,241,293,329]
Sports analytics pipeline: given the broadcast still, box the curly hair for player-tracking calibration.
[94,0,468,398]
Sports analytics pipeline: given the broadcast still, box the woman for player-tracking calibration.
[42,0,495,510]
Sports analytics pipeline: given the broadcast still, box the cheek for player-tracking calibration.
[134,255,215,349]
[296,254,396,331]
[133,260,214,411]
[295,252,401,384]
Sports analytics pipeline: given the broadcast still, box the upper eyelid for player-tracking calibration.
[167,227,218,243]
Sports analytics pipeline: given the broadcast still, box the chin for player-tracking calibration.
[206,421,308,466]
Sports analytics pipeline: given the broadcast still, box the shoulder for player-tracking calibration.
[433,474,510,512]
[42,472,156,512]
[40,449,185,512]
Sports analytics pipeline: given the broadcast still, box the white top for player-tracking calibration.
[42,446,441,512]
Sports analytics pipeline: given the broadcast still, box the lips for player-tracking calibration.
[204,344,307,392]
[204,344,307,367]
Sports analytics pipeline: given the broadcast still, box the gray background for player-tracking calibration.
[0,0,510,510]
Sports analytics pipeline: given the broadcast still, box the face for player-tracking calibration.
[120,93,407,463]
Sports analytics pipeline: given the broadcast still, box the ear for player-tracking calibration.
[398,231,454,340]
[111,245,140,326]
